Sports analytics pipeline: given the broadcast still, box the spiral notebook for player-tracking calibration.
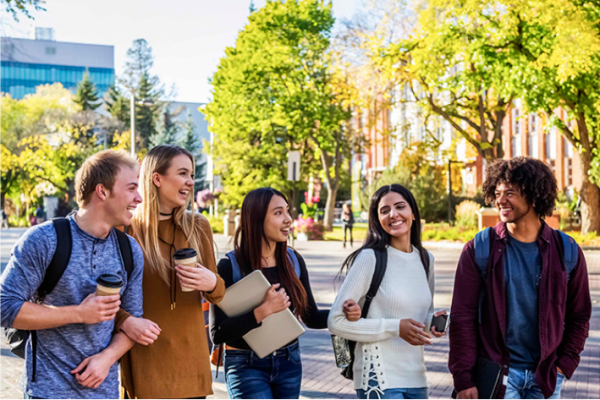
[218,270,305,358]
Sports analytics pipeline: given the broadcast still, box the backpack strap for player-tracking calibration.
[115,229,134,281]
[556,230,579,281]
[473,227,492,280]
[473,227,493,325]
[286,248,301,279]
[226,250,243,284]
[227,248,301,284]
[36,218,72,300]
[32,217,73,382]
[362,249,388,317]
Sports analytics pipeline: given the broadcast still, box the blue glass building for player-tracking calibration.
[1,36,115,99]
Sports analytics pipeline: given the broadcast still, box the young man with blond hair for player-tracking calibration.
[1,150,145,399]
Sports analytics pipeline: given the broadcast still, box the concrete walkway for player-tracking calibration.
[1,229,599,399]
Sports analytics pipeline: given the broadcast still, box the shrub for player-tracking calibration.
[202,212,224,234]
[455,200,480,229]
[295,217,324,240]
[359,143,448,222]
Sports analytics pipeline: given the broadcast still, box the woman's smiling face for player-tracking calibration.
[378,191,414,238]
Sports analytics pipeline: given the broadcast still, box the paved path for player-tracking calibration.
[1,229,599,399]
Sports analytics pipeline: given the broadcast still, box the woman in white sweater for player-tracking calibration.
[328,184,447,399]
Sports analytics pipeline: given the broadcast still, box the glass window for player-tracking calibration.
[512,135,522,157]
[528,134,538,158]
[546,128,557,160]
[565,138,573,158]
[513,108,520,135]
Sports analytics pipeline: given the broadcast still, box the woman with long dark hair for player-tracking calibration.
[329,184,447,399]
[210,187,361,399]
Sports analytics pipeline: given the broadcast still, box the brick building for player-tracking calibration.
[355,96,582,199]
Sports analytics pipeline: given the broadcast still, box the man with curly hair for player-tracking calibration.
[448,157,591,399]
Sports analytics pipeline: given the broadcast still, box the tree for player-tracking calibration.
[74,72,101,111]
[383,0,600,233]
[1,84,71,152]
[121,39,164,97]
[378,0,527,162]
[505,0,600,234]
[2,0,45,21]
[105,85,130,126]
[135,72,160,150]
[204,0,352,229]
[150,105,181,148]
[181,111,200,156]
[0,83,102,211]
[360,142,448,222]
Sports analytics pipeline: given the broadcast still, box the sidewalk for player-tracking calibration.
[1,230,599,399]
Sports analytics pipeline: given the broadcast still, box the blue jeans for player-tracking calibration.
[224,341,302,399]
[504,368,565,399]
[356,378,428,399]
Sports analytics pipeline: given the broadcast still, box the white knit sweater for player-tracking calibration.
[328,246,435,393]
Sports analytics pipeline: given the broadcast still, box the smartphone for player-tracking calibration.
[431,314,449,334]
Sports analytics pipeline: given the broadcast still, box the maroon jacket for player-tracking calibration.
[449,221,591,398]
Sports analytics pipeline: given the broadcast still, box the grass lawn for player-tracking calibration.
[324,223,368,241]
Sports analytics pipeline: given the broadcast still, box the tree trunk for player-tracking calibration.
[579,151,600,234]
[323,183,339,232]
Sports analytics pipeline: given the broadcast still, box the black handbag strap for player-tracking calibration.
[362,248,388,317]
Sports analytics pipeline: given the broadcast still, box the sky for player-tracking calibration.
[0,0,364,103]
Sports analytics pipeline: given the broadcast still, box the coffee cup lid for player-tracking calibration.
[96,274,123,288]
[173,248,197,260]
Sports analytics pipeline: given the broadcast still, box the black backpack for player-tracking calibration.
[2,217,133,381]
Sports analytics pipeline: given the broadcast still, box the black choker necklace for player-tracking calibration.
[160,212,173,216]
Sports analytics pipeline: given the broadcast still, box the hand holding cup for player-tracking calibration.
[175,263,217,292]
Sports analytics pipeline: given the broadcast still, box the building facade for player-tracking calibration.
[358,93,582,198]
[1,32,115,99]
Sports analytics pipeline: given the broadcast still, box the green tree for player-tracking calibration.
[204,0,352,228]
[104,84,130,126]
[380,0,522,162]
[150,105,181,148]
[384,0,600,233]
[135,72,160,150]
[74,72,101,111]
[181,111,200,156]
[1,84,71,152]
[360,142,448,222]
[2,0,45,21]
[121,38,163,96]
[0,83,101,210]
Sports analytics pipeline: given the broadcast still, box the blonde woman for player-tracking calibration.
[115,145,225,399]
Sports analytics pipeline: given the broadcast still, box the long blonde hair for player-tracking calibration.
[132,145,203,285]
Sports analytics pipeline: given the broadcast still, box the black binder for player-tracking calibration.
[452,357,504,399]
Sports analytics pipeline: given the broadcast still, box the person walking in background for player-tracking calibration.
[1,208,8,229]
[0,150,144,399]
[210,187,361,399]
[449,157,591,399]
[116,145,225,399]
[35,205,45,225]
[343,203,355,248]
[329,184,447,399]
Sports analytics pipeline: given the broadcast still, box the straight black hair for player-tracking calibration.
[233,187,308,319]
[340,184,429,276]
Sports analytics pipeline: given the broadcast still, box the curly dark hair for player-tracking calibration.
[482,156,558,218]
